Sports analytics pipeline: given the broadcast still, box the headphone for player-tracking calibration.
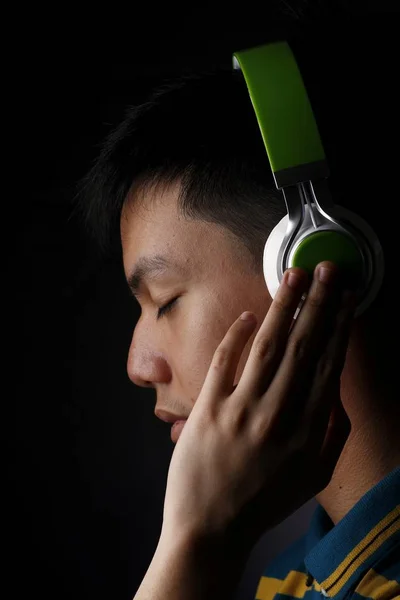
[233,41,384,316]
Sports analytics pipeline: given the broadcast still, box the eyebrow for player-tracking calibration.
[127,255,187,296]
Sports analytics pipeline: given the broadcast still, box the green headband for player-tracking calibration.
[233,41,329,188]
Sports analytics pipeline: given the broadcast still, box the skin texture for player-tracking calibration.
[121,179,400,528]
[121,181,271,420]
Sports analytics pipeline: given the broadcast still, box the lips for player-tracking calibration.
[155,408,188,424]
[155,408,188,442]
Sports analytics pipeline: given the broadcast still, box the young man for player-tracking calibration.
[78,12,400,600]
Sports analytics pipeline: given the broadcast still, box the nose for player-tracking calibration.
[127,329,172,388]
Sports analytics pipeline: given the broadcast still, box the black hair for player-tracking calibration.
[76,67,289,272]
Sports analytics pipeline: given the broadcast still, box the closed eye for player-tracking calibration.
[157,297,179,320]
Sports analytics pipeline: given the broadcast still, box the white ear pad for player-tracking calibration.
[263,214,289,299]
[263,203,385,316]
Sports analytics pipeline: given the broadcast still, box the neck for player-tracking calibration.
[315,319,400,525]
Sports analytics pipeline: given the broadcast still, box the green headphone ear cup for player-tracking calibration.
[291,231,364,289]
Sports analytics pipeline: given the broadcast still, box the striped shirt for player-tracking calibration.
[255,465,400,599]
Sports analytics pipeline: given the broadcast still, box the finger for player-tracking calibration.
[235,267,309,399]
[199,312,258,404]
[302,290,357,452]
[262,261,341,414]
[287,261,341,366]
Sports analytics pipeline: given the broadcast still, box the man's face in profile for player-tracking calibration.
[121,181,272,442]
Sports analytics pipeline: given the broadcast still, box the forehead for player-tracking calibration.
[121,181,191,255]
[120,180,246,278]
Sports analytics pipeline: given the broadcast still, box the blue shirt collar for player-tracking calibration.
[304,465,400,599]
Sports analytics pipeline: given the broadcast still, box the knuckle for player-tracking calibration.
[287,336,308,362]
[213,345,231,369]
[307,289,326,309]
[317,355,342,382]
[250,415,272,442]
[273,293,293,312]
[317,356,336,379]
[225,403,250,435]
[252,336,277,362]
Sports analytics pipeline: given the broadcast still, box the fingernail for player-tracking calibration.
[317,265,336,284]
[240,311,256,323]
[286,271,302,288]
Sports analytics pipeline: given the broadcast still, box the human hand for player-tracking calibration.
[161,261,355,554]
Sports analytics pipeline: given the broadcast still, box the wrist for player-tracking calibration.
[158,521,251,579]
[134,526,236,600]
[160,514,257,562]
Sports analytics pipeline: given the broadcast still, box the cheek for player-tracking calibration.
[176,314,227,395]
[174,296,252,394]
[171,283,270,398]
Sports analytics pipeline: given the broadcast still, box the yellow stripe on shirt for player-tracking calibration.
[321,505,400,597]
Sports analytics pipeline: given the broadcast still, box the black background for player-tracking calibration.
[7,7,399,600]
